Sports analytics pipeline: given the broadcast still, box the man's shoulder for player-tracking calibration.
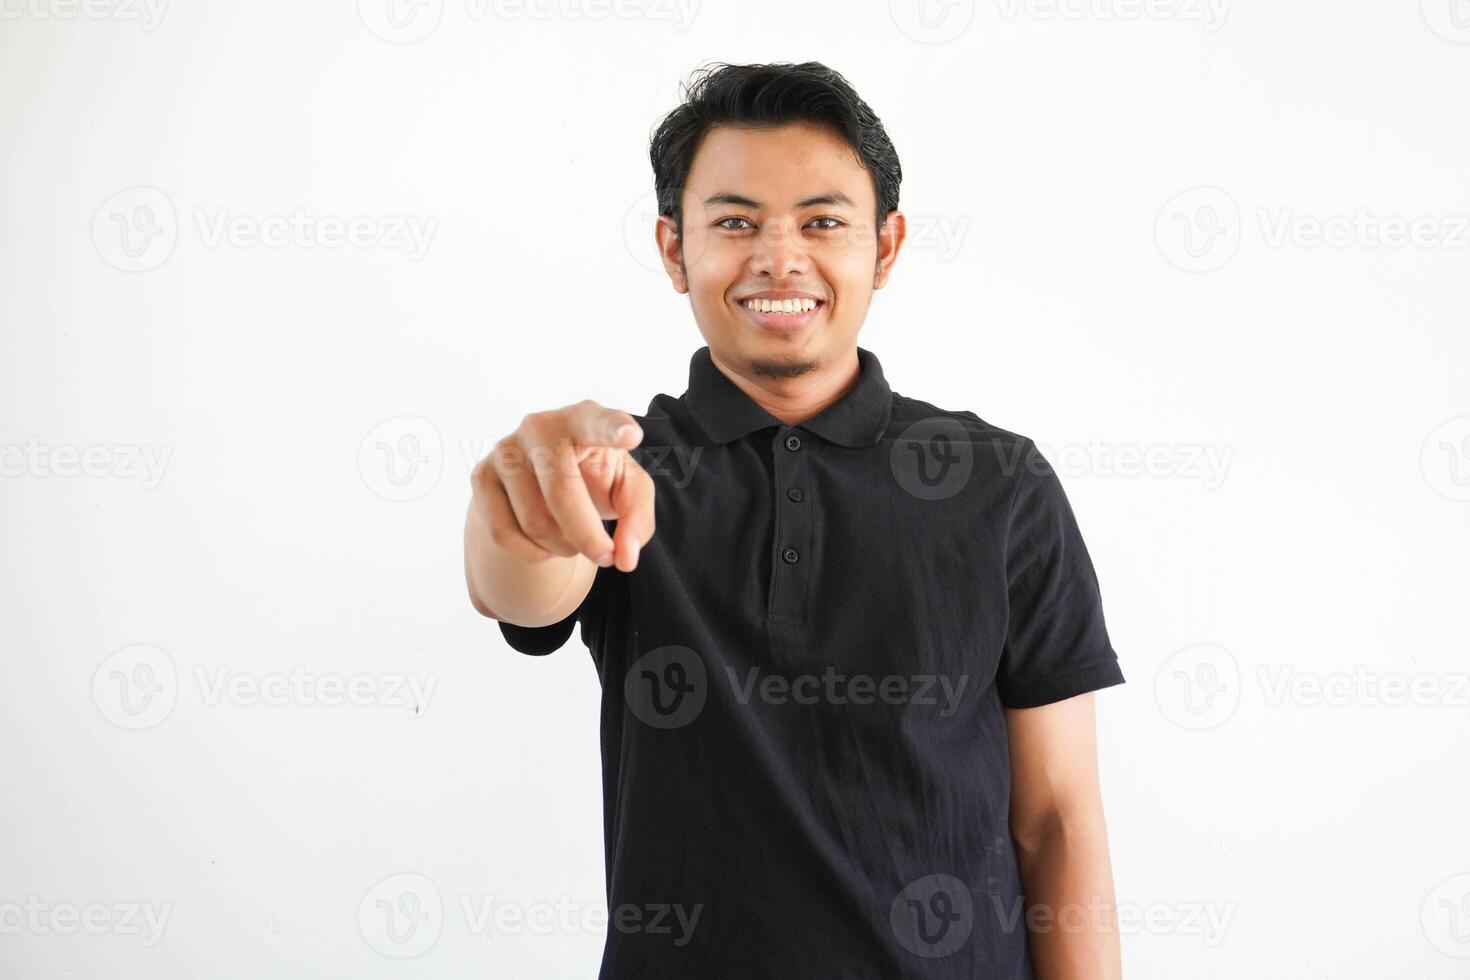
[629,385,1045,470]
[888,390,1036,455]
[632,391,685,433]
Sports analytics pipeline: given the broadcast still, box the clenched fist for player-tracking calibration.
[470,399,656,574]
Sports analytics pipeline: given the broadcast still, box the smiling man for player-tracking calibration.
[465,62,1126,979]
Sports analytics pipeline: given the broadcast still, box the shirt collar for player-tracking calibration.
[683,345,893,448]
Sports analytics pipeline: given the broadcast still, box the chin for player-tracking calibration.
[748,354,821,381]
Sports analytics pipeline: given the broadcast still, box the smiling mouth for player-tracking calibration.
[736,297,826,334]
[739,297,823,314]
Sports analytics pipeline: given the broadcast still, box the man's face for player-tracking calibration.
[656,121,904,381]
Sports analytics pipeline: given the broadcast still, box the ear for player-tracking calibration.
[873,210,907,290]
[654,214,688,294]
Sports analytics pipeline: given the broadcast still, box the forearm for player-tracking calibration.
[1012,816,1123,980]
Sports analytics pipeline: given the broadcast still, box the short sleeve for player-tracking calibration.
[497,562,608,656]
[996,439,1125,708]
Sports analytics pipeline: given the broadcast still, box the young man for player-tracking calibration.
[465,62,1125,979]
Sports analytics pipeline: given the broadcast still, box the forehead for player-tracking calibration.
[685,122,874,208]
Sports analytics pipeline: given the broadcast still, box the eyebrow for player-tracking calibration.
[703,191,856,210]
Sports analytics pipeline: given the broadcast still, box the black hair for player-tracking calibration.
[649,61,903,240]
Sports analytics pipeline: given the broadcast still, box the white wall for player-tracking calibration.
[2,1,1468,976]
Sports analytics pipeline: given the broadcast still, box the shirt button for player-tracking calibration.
[781,547,800,564]
[784,435,802,452]
[786,488,803,502]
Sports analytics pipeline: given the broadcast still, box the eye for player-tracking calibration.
[809,217,844,230]
[716,216,754,231]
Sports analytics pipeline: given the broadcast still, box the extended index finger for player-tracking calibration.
[607,451,656,573]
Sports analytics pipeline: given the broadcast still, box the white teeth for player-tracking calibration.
[744,298,818,313]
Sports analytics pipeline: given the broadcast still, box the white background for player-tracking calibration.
[3,0,1469,977]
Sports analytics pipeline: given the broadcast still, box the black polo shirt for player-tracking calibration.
[499,345,1125,979]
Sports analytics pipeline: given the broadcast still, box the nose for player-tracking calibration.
[748,218,810,279]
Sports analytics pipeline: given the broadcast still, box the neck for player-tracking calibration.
[709,347,861,427]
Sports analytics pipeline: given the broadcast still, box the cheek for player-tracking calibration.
[835,240,878,275]
[686,250,743,307]
[679,225,729,277]
[819,252,877,305]
[687,276,734,324]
